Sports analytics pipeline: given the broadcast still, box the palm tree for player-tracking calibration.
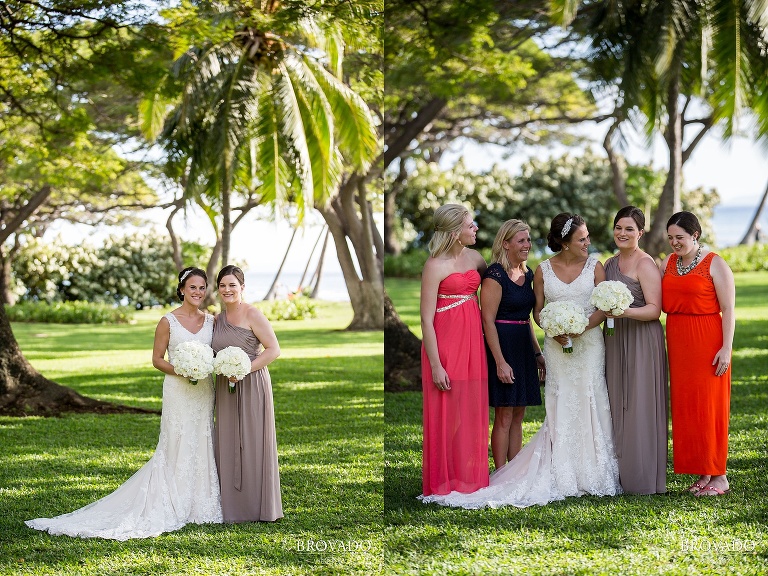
[144,1,381,326]
[553,0,768,255]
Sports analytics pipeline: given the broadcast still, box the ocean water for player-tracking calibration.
[711,204,768,247]
[243,270,350,302]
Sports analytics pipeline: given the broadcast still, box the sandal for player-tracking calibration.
[684,480,708,494]
[695,485,730,497]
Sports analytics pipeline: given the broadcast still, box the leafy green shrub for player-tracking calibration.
[718,243,768,272]
[254,296,317,321]
[6,301,133,324]
[12,234,216,308]
[384,250,428,278]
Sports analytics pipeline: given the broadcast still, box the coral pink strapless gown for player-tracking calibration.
[421,270,489,496]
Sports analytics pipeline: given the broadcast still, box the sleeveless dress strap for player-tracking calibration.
[584,255,598,273]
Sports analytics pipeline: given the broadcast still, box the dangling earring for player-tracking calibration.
[564,246,569,251]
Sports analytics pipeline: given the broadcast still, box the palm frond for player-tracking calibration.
[745,0,768,42]
[550,0,581,26]
[302,55,378,171]
[275,61,314,208]
[708,0,750,137]
[139,81,177,140]
[253,92,294,207]
[285,53,341,200]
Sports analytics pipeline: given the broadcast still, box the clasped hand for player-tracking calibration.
[553,333,577,346]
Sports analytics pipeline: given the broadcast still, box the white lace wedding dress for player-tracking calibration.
[420,256,621,508]
[26,313,223,539]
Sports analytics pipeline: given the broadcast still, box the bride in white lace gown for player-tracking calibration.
[420,214,621,509]
[26,268,223,539]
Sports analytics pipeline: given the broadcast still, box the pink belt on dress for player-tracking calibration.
[495,319,530,324]
[436,293,477,313]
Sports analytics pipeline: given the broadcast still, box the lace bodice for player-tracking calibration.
[166,312,214,364]
[541,256,598,317]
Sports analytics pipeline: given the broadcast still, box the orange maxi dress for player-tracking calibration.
[421,270,489,496]
[662,252,731,475]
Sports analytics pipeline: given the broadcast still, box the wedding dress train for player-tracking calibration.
[26,313,223,539]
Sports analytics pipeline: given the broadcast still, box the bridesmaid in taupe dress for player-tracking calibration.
[604,207,668,494]
[212,265,283,522]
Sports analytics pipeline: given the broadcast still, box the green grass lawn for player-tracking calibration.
[385,272,768,575]
[0,302,383,576]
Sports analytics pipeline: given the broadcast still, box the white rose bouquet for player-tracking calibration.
[173,340,215,384]
[214,346,252,393]
[590,281,633,336]
[539,300,589,353]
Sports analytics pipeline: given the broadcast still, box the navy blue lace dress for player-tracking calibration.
[483,263,542,407]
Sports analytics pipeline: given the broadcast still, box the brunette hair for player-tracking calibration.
[216,264,245,286]
[614,205,646,231]
[491,219,530,272]
[427,203,472,258]
[666,211,702,241]
[177,267,207,301]
[546,213,585,252]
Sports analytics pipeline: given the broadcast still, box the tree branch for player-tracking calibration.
[384,97,447,169]
[682,116,714,164]
[0,185,52,244]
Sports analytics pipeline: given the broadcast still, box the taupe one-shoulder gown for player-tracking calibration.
[604,256,669,494]
[212,310,283,522]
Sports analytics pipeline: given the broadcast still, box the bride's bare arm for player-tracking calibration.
[152,317,178,376]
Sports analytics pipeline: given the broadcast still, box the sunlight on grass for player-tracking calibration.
[385,272,768,574]
[2,301,383,575]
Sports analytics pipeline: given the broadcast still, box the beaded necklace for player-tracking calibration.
[676,246,702,276]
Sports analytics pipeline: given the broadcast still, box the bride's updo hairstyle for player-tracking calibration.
[216,264,246,286]
[177,267,208,301]
[547,212,585,252]
[428,203,472,258]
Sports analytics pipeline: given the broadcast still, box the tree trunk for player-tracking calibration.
[166,200,185,271]
[603,118,630,208]
[221,153,233,268]
[263,226,297,300]
[203,237,223,308]
[318,177,384,331]
[296,226,325,292]
[310,229,330,299]
[739,179,768,245]
[0,303,158,416]
[384,291,422,391]
[384,188,398,255]
[0,244,18,306]
[644,60,683,257]
[384,160,410,255]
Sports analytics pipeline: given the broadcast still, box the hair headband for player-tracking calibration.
[179,269,193,284]
[561,218,574,238]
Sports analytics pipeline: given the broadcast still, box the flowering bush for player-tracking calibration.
[256,296,317,321]
[173,340,215,384]
[539,300,589,353]
[590,281,633,335]
[213,346,252,393]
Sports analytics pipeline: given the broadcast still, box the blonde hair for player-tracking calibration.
[428,204,471,258]
[491,219,530,272]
